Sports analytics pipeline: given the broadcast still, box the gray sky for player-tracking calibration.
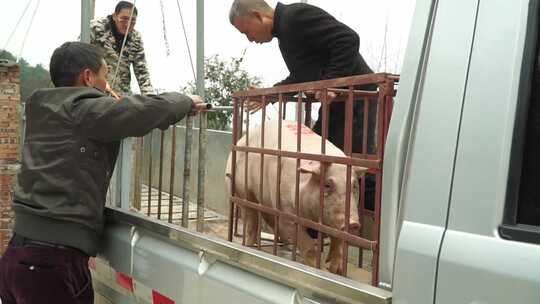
[1,0,416,92]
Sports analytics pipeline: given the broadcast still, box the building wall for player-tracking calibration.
[0,60,20,254]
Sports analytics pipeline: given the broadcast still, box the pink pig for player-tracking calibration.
[226,120,366,275]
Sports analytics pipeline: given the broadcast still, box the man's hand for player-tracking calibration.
[189,95,210,114]
[245,86,267,114]
[105,82,121,100]
[247,99,267,113]
[308,90,338,103]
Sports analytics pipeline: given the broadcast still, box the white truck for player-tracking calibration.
[92,0,540,303]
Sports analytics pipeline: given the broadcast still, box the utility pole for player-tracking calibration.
[196,0,204,98]
[81,0,96,43]
[195,0,206,232]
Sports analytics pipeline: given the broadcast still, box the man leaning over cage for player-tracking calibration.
[0,42,205,304]
[229,0,378,210]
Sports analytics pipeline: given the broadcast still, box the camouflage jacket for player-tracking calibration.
[90,16,154,95]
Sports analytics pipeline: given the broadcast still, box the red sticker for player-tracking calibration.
[152,290,175,304]
[115,271,134,292]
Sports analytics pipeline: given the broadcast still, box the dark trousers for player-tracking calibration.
[313,99,377,211]
[0,235,93,304]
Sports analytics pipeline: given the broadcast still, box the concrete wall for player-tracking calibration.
[141,125,232,216]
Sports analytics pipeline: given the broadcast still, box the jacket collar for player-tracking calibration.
[271,2,285,39]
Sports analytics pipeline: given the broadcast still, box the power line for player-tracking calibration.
[3,0,33,52]
[176,0,197,83]
[17,0,40,63]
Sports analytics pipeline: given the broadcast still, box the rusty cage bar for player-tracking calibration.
[228,73,399,286]
[128,106,228,232]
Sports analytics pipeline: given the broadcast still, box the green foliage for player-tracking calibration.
[0,49,53,101]
[184,53,261,130]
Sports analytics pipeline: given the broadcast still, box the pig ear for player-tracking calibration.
[353,166,369,177]
[299,161,321,176]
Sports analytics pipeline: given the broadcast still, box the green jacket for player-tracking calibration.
[13,87,194,255]
[90,16,154,95]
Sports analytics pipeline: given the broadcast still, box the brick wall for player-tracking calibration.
[0,60,20,254]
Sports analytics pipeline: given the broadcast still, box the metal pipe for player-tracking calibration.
[233,74,389,98]
[233,146,380,169]
[316,88,329,269]
[234,100,245,237]
[197,112,207,232]
[228,98,239,242]
[293,93,303,262]
[169,126,177,223]
[195,0,206,233]
[363,97,370,156]
[342,86,355,276]
[157,130,165,219]
[133,137,143,211]
[242,103,250,246]
[212,106,234,111]
[257,96,267,250]
[274,94,284,255]
[196,0,204,97]
[358,175,366,268]
[182,117,194,228]
[147,132,154,217]
[80,0,95,43]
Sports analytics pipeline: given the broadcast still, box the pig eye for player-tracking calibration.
[324,179,335,193]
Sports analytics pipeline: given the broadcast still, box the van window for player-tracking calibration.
[501,19,540,244]
[516,39,540,227]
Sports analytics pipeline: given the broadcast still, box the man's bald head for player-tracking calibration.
[229,0,275,44]
[229,0,273,24]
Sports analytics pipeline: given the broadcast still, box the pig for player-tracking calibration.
[226,119,366,275]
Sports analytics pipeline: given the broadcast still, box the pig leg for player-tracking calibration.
[241,192,260,247]
[326,237,345,275]
[296,228,318,268]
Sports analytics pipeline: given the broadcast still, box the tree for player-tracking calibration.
[0,50,53,101]
[184,53,261,131]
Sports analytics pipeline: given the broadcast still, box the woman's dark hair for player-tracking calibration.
[115,1,138,16]
[49,42,103,87]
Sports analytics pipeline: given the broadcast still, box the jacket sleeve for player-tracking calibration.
[131,32,154,95]
[290,6,360,80]
[77,93,193,142]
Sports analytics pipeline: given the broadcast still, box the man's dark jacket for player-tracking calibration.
[272,2,376,151]
[13,87,194,256]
